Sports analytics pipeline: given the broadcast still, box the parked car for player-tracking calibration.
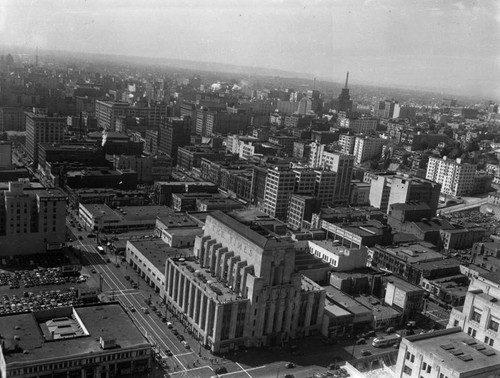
[214,367,227,374]
[361,349,371,356]
[356,338,366,345]
[285,362,295,368]
[166,322,173,329]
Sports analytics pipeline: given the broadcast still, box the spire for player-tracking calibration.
[344,71,349,89]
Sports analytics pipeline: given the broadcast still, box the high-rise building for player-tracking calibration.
[0,107,26,131]
[157,117,191,165]
[0,181,67,255]
[336,72,353,113]
[370,174,441,214]
[353,135,385,164]
[24,110,66,167]
[164,211,325,353]
[95,100,166,131]
[293,168,316,194]
[287,194,319,230]
[321,151,354,205]
[426,156,476,197]
[263,167,295,220]
[314,169,336,206]
[338,133,356,155]
[0,141,12,167]
[339,117,378,134]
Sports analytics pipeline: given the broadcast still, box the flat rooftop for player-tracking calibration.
[128,239,190,272]
[0,303,149,365]
[157,213,200,229]
[323,285,371,317]
[81,204,173,225]
[376,242,444,264]
[354,294,401,320]
[310,240,363,256]
[405,328,500,374]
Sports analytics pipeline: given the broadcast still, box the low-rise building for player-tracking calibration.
[321,219,393,248]
[308,240,368,271]
[0,303,152,378]
[79,203,172,232]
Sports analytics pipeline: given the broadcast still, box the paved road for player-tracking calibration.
[438,197,489,214]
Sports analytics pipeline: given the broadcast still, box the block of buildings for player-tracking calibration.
[308,240,368,271]
[426,156,476,197]
[164,211,326,353]
[321,219,393,248]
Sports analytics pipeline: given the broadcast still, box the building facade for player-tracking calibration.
[164,212,325,353]
[426,156,476,197]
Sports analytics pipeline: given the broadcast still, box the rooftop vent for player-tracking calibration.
[100,336,116,350]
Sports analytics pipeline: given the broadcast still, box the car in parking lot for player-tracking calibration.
[131,282,138,289]
[177,334,185,341]
[181,340,190,349]
[141,307,149,314]
[171,329,178,336]
[285,362,295,368]
[129,306,136,312]
[166,322,173,329]
[361,349,371,356]
[356,338,366,345]
[164,349,173,356]
[91,268,97,274]
[124,275,130,281]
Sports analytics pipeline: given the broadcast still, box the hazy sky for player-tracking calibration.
[1,0,499,99]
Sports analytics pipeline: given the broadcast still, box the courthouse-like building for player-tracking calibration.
[164,211,325,353]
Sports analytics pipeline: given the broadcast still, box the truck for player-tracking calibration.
[372,333,401,348]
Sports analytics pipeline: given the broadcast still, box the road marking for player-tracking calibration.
[236,362,253,377]
[176,352,195,357]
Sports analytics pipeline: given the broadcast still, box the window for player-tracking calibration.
[427,365,431,373]
[488,318,499,332]
[411,354,415,363]
[422,362,427,370]
[471,308,482,322]
[403,365,412,375]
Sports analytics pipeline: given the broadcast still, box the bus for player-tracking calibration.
[97,246,105,254]
[372,334,401,348]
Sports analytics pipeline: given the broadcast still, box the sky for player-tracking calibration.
[1,0,499,99]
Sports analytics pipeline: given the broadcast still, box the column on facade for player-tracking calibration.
[187,280,195,318]
[220,251,234,282]
[233,260,246,294]
[228,302,239,340]
[182,278,191,313]
[209,242,222,273]
[197,235,211,266]
[212,302,224,344]
[227,255,240,288]
[214,246,228,278]
[240,265,253,298]
[204,238,217,269]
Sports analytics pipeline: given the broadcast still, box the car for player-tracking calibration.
[131,282,138,289]
[181,340,190,349]
[285,362,295,368]
[161,316,167,322]
[91,269,97,274]
[141,307,149,314]
[172,329,179,336]
[406,321,417,329]
[164,349,173,356]
[78,236,83,240]
[328,363,340,370]
[124,275,130,281]
[361,349,371,356]
[129,306,136,312]
[106,258,111,263]
[166,322,173,328]
[386,327,396,334]
[177,334,185,341]
[284,375,295,378]
[214,367,227,375]
[87,234,96,238]
[356,338,366,345]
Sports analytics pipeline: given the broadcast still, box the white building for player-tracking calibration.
[426,156,476,196]
[308,240,368,271]
[353,136,385,164]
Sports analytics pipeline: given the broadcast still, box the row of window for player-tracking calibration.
[9,350,148,376]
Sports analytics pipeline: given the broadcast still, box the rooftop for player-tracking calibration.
[375,242,444,264]
[82,204,173,223]
[323,285,371,317]
[0,303,149,365]
[404,327,500,373]
[128,239,190,272]
[156,213,200,229]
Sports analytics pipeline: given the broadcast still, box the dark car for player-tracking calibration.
[172,329,179,336]
[214,367,227,374]
[285,362,295,368]
[356,338,366,345]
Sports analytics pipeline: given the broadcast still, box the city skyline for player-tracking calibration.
[1,0,499,100]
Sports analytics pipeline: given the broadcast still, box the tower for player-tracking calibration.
[337,71,353,113]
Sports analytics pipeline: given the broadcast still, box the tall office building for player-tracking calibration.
[24,110,66,167]
[353,135,385,164]
[157,117,191,165]
[426,156,476,197]
[0,107,26,131]
[338,133,356,155]
[164,211,325,353]
[0,181,67,255]
[263,167,295,220]
[0,141,12,167]
[314,169,336,206]
[321,151,354,205]
[336,72,353,113]
[293,168,316,194]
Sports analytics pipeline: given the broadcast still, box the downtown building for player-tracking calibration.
[157,117,191,166]
[25,110,66,167]
[164,211,325,353]
[353,135,386,164]
[426,156,476,197]
[0,181,67,255]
